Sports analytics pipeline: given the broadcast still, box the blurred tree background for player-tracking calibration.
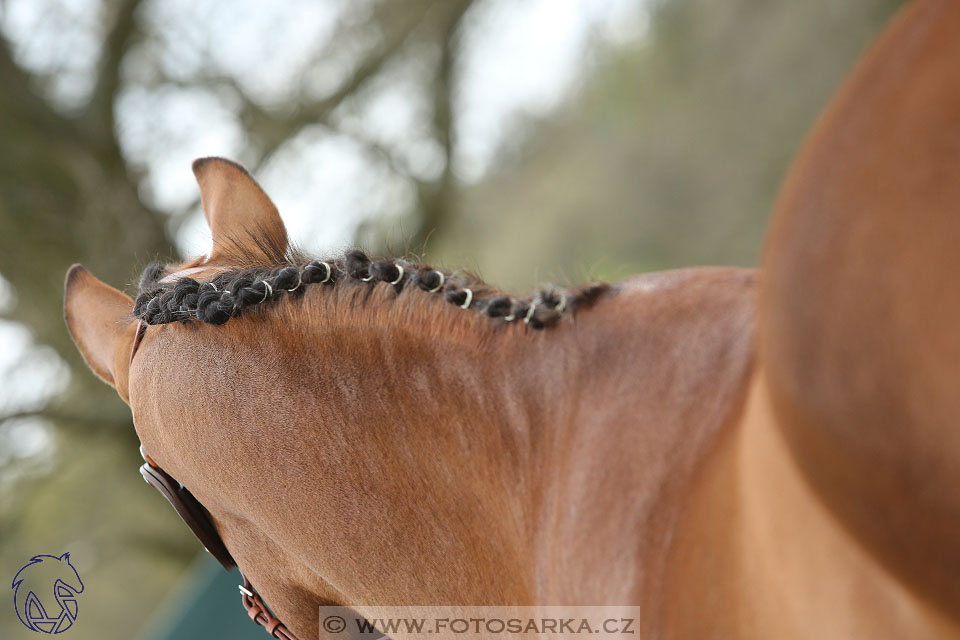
[0,0,901,638]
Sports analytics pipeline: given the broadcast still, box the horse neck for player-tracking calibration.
[135,295,631,607]
[255,304,651,605]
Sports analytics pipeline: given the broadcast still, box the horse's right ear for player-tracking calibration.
[64,265,138,402]
[192,157,288,264]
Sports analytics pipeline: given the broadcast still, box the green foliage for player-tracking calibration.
[434,0,903,292]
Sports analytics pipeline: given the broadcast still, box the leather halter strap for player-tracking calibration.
[131,320,300,640]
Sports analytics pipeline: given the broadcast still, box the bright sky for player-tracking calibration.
[130,0,650,257]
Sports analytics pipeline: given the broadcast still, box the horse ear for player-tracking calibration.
[192,157,288,263]
[64,265,138,401]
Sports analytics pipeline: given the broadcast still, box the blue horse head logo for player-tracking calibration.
[12,553,84,634]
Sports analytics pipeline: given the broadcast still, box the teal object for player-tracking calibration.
[138,554,267,640]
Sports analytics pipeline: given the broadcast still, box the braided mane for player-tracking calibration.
[134,249,609,331]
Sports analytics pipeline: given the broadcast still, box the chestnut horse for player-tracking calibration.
[65,0,960,637]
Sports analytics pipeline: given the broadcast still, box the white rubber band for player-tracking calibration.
[361,272,374,282]
[427,271,445,293]
[504,312,516,322]
[523,302,537,324]
[389,264,404,285]
[555,294,567,313]
[287,272,303,292]
[318,262,331,284]
[258,281,273,303]
[460,288,473,309]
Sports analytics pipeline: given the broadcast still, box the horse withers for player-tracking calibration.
[64,1,960,637]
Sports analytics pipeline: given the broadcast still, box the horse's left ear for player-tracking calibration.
[192,157,288,264]
[64,265,138,402]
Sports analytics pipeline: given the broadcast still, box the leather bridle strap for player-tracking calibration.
[138,451,236,570]
[240,578,300,640]
[131,321,301,640]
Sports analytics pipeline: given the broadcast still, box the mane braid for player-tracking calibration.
[133,250,609,331]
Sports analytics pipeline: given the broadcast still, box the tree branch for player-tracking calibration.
[161,7,430,227]
[0,35,75,137]
[82,0,145,162]
[409,0,473,252]
[249,2,434,172]
[2,408,136,436]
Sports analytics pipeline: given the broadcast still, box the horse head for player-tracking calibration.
[62,151,762,638]
[62,158,290,403]
[63,156,629,636]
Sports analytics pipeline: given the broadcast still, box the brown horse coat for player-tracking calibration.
[64,1,960,637]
